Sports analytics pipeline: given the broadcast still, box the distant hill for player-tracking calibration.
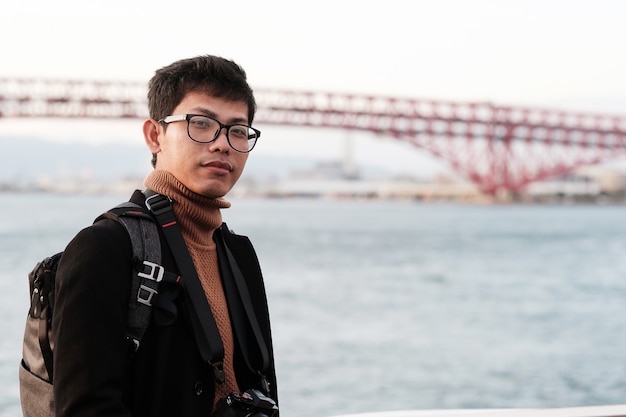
[0,136,337,186]
[0,137,149,182]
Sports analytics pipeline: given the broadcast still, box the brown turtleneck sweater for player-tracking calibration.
[144,170,239,408]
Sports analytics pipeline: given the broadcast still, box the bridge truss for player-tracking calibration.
[1,78,625,195]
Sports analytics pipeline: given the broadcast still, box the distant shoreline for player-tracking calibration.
[2,179,626,206]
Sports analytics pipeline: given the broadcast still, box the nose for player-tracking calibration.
[209,127,230,152]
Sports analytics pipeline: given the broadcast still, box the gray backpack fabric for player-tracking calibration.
[19,203,162,417]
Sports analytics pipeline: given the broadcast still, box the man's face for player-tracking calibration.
[145,91,250,198]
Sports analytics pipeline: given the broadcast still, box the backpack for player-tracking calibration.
[19,201,165,417]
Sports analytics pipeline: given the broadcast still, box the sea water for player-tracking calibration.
[1,193,626,417]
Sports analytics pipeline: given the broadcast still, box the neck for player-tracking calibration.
[144,170,230,246]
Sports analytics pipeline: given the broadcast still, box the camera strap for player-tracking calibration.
[216,226,271,392]
[144,191,226,383]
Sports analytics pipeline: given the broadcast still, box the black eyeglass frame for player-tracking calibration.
[159,113,260,153]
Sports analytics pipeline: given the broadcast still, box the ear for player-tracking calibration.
[143,119,162,153]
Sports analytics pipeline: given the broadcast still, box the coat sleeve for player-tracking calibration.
[52,219,133,417]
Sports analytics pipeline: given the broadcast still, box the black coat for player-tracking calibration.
[52,191,278,417]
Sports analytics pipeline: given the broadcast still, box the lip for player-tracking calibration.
[202,160,233,173]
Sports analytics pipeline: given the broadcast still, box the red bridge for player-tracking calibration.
[1,78,625,196]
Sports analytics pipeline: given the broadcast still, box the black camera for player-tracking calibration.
[214,389,278,417]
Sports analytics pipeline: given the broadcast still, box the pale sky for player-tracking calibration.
[1,0,625,176]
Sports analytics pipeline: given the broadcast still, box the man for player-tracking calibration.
[52,55,278,416]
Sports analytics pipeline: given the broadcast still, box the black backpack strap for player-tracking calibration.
[98,202,178,353]
[144,191,226,383]
[216,226,271,394]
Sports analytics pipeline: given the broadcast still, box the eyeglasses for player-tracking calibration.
[159,114,260,153]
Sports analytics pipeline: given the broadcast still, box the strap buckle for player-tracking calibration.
[212,361,226,384]
[137,284,158,306]
[136,261,165,306]
[138,261,165,282]
[145,193,172,216]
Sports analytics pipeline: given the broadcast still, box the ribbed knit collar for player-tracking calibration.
[144,170,230,246]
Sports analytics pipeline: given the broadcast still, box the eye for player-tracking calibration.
[190,116,216,129]
[229,125,249,139]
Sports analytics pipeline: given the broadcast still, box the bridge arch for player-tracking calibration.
[1,78,625,195]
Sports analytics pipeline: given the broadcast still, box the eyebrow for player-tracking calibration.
[190,107,249,125]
